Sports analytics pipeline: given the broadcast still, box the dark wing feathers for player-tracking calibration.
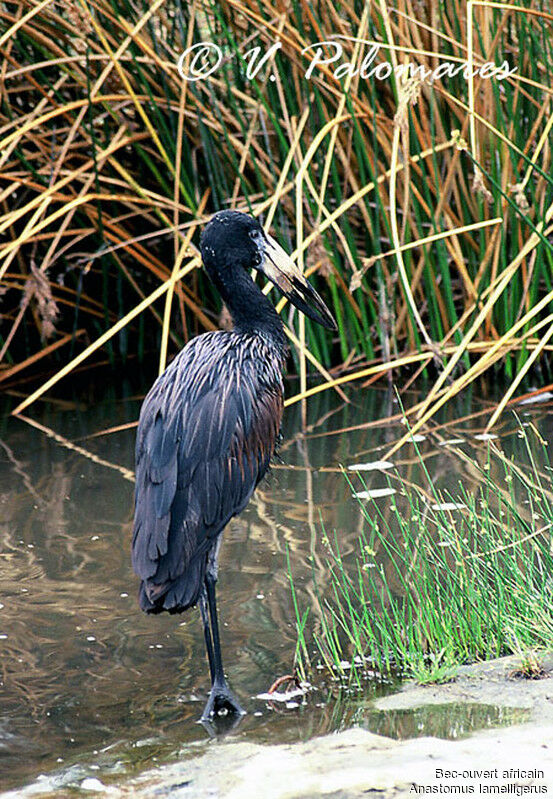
[131,331,283,613]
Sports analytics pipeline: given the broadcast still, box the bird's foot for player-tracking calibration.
[200,680,246,722]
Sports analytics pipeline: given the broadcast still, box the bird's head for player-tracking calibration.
[200,210,337,331]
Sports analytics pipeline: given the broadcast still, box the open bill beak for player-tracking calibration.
[259,233,337,331]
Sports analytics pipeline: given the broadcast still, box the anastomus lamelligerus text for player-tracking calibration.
[131,210,336,722]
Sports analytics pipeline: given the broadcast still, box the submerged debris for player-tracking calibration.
[256,687,308,703]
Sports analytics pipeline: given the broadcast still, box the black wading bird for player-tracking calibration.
[132,210,336,722]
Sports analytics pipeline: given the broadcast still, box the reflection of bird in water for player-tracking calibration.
[131,210,336,722]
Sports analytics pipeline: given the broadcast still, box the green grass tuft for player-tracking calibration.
[290,423,553,684]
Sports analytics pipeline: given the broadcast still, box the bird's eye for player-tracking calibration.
[249,229,260,240]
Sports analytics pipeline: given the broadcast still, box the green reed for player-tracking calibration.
[2,0,553,396]
[290,424,553,683]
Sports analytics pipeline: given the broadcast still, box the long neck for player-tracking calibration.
[209,264,287,351]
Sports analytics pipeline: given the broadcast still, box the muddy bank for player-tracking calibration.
[6,654,553,798]
[373,652,553,724]
[120,654,553,798]
[124,723,553,798]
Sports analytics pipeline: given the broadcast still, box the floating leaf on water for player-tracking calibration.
[518,392,553,405]
[432,502,467,511]
[347,460,394,471]
[353,488,396,500]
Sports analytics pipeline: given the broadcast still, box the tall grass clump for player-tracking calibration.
[2,1,553,423]
[291,424,553,682]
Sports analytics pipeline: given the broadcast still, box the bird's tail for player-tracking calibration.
[138,557,206,614]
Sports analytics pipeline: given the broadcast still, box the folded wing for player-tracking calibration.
[131,331,283,613]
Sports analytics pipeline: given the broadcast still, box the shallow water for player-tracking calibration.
[0,374,551,792]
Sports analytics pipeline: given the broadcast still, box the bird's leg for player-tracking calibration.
[205,572,227,687]
[199,589,215,684]
[200,569,246,721]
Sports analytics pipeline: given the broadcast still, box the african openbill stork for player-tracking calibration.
[131,210,336,722]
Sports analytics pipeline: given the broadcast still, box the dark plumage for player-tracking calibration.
[133,331,283,613]
[132,210,335,722]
